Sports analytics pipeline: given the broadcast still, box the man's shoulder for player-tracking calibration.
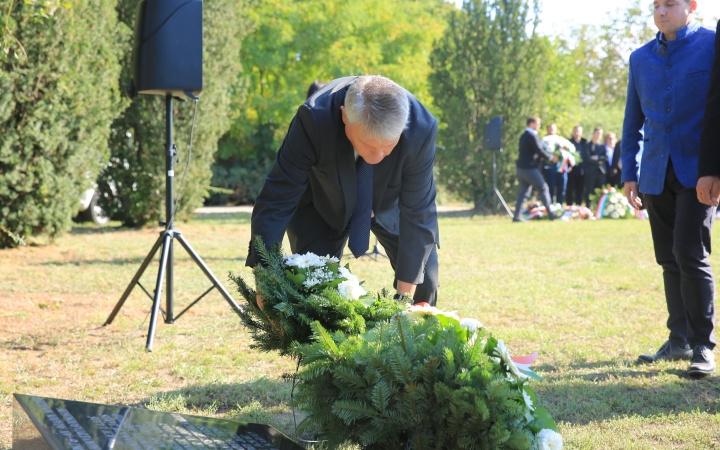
[629,38,657,63]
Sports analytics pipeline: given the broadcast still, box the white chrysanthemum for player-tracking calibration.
[337,279,366,300]
[522,390,534,422]
[609,195,618,204]
[320,254,340,263]
[338,266,360,282]
[610,211,619,219]
[494,340,528,381]
[537,429,563,450]
[459,318,483,332]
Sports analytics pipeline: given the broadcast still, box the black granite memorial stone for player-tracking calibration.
[13,394,303,450]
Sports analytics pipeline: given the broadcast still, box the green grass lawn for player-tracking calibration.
[1,212,720,449]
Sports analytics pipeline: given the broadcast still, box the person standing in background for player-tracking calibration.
[605,132,621,188]
[581,127,608,206]
[567,125,587,206]
[623,0,716,376]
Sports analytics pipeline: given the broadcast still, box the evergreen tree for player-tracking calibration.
[429,0,545,210]
[0,0,127,247]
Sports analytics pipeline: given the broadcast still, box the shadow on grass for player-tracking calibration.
[69,225,132,235]
[536,362,720,425]
[137,378,298,432]
[192,212,252,224]
[34,255,246,267]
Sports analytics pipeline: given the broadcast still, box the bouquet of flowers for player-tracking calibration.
[294,303,562,449]
[592,186,631,219]
[541,135,576,173]
[230,237,404,357]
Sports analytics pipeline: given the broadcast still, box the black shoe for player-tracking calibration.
[512,218,522,222]
[688,345,715,377]
[638,341,692,364]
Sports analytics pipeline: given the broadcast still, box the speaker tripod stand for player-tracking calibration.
[104,95,242,351]
[473,149,512,218]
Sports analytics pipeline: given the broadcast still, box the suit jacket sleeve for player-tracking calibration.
[698,20,720,178]
[396,119,439,285]
[621,60,644,183]
[246,105,319,267]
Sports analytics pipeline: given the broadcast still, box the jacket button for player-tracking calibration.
[667,64,672,69]
[666,85,671,90]
[666,108,671,112]
[666,127,672,132]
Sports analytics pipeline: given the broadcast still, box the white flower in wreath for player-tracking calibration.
[494,340,528,381]
[338,266,358,282]
[337,279,366,300]
[285,252,325,268]
[459,318,483,332]
[537,429,563,450]
[320,254,340,264]
[522,390,534,422]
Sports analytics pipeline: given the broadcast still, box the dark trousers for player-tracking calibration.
[553,171,568,204]
[566,165,584,206]
[584,168,605,207]
[644,160,716,349]
[286,205,439,306]
[514,167,553,220]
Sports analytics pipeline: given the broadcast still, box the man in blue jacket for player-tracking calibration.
[622,0,716,376]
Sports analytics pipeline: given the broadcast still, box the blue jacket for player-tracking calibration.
[621,21,716,194]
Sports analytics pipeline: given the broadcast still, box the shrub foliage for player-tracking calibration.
[0,0,127,247]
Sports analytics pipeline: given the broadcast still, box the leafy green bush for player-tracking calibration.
[230,237,404,357]
[294,314,560,449]
[205,156,274,206]
[0,0,128,247]
[97,0,249,227]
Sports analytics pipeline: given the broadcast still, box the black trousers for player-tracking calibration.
[584,168,605,207]
[566,165,584,206]
[286,204,439,306]
[644,160,716,349]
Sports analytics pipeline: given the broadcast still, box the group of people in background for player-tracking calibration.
[511,118,623,221]
[543,123,622,208]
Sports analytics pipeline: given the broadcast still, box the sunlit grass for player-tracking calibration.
[1,212,719,449]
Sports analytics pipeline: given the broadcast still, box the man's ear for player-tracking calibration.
[340,106,348,125]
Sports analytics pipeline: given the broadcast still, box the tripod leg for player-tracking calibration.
[146,232,173,351]
[495,189,513,218]
[104,234,164,326]
[175,234,244,314]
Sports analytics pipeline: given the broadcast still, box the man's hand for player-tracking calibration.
[624,181,643,210]
[396,280,417,299]
[697,176,720,206]
[551,155,559,163]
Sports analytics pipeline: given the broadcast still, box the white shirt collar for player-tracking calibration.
[526,127,538,135]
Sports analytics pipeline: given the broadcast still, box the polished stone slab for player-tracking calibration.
[13,394,303,450]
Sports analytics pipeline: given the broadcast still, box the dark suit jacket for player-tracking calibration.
[582,142,609,175]
[246,76,439,285]
[699,20,720,177]
[516,130,554,169]
[608,141,622,184]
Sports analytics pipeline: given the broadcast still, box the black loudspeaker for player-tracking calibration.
[127,0,203,98]
[483,117,503,151]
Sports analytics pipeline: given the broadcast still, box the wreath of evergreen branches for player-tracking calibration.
[293,315,558,450]
[230,236,405,357]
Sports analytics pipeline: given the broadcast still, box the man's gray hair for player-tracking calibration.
[344,75,409,141]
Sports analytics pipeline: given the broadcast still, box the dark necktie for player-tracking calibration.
[348,157,373,258]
